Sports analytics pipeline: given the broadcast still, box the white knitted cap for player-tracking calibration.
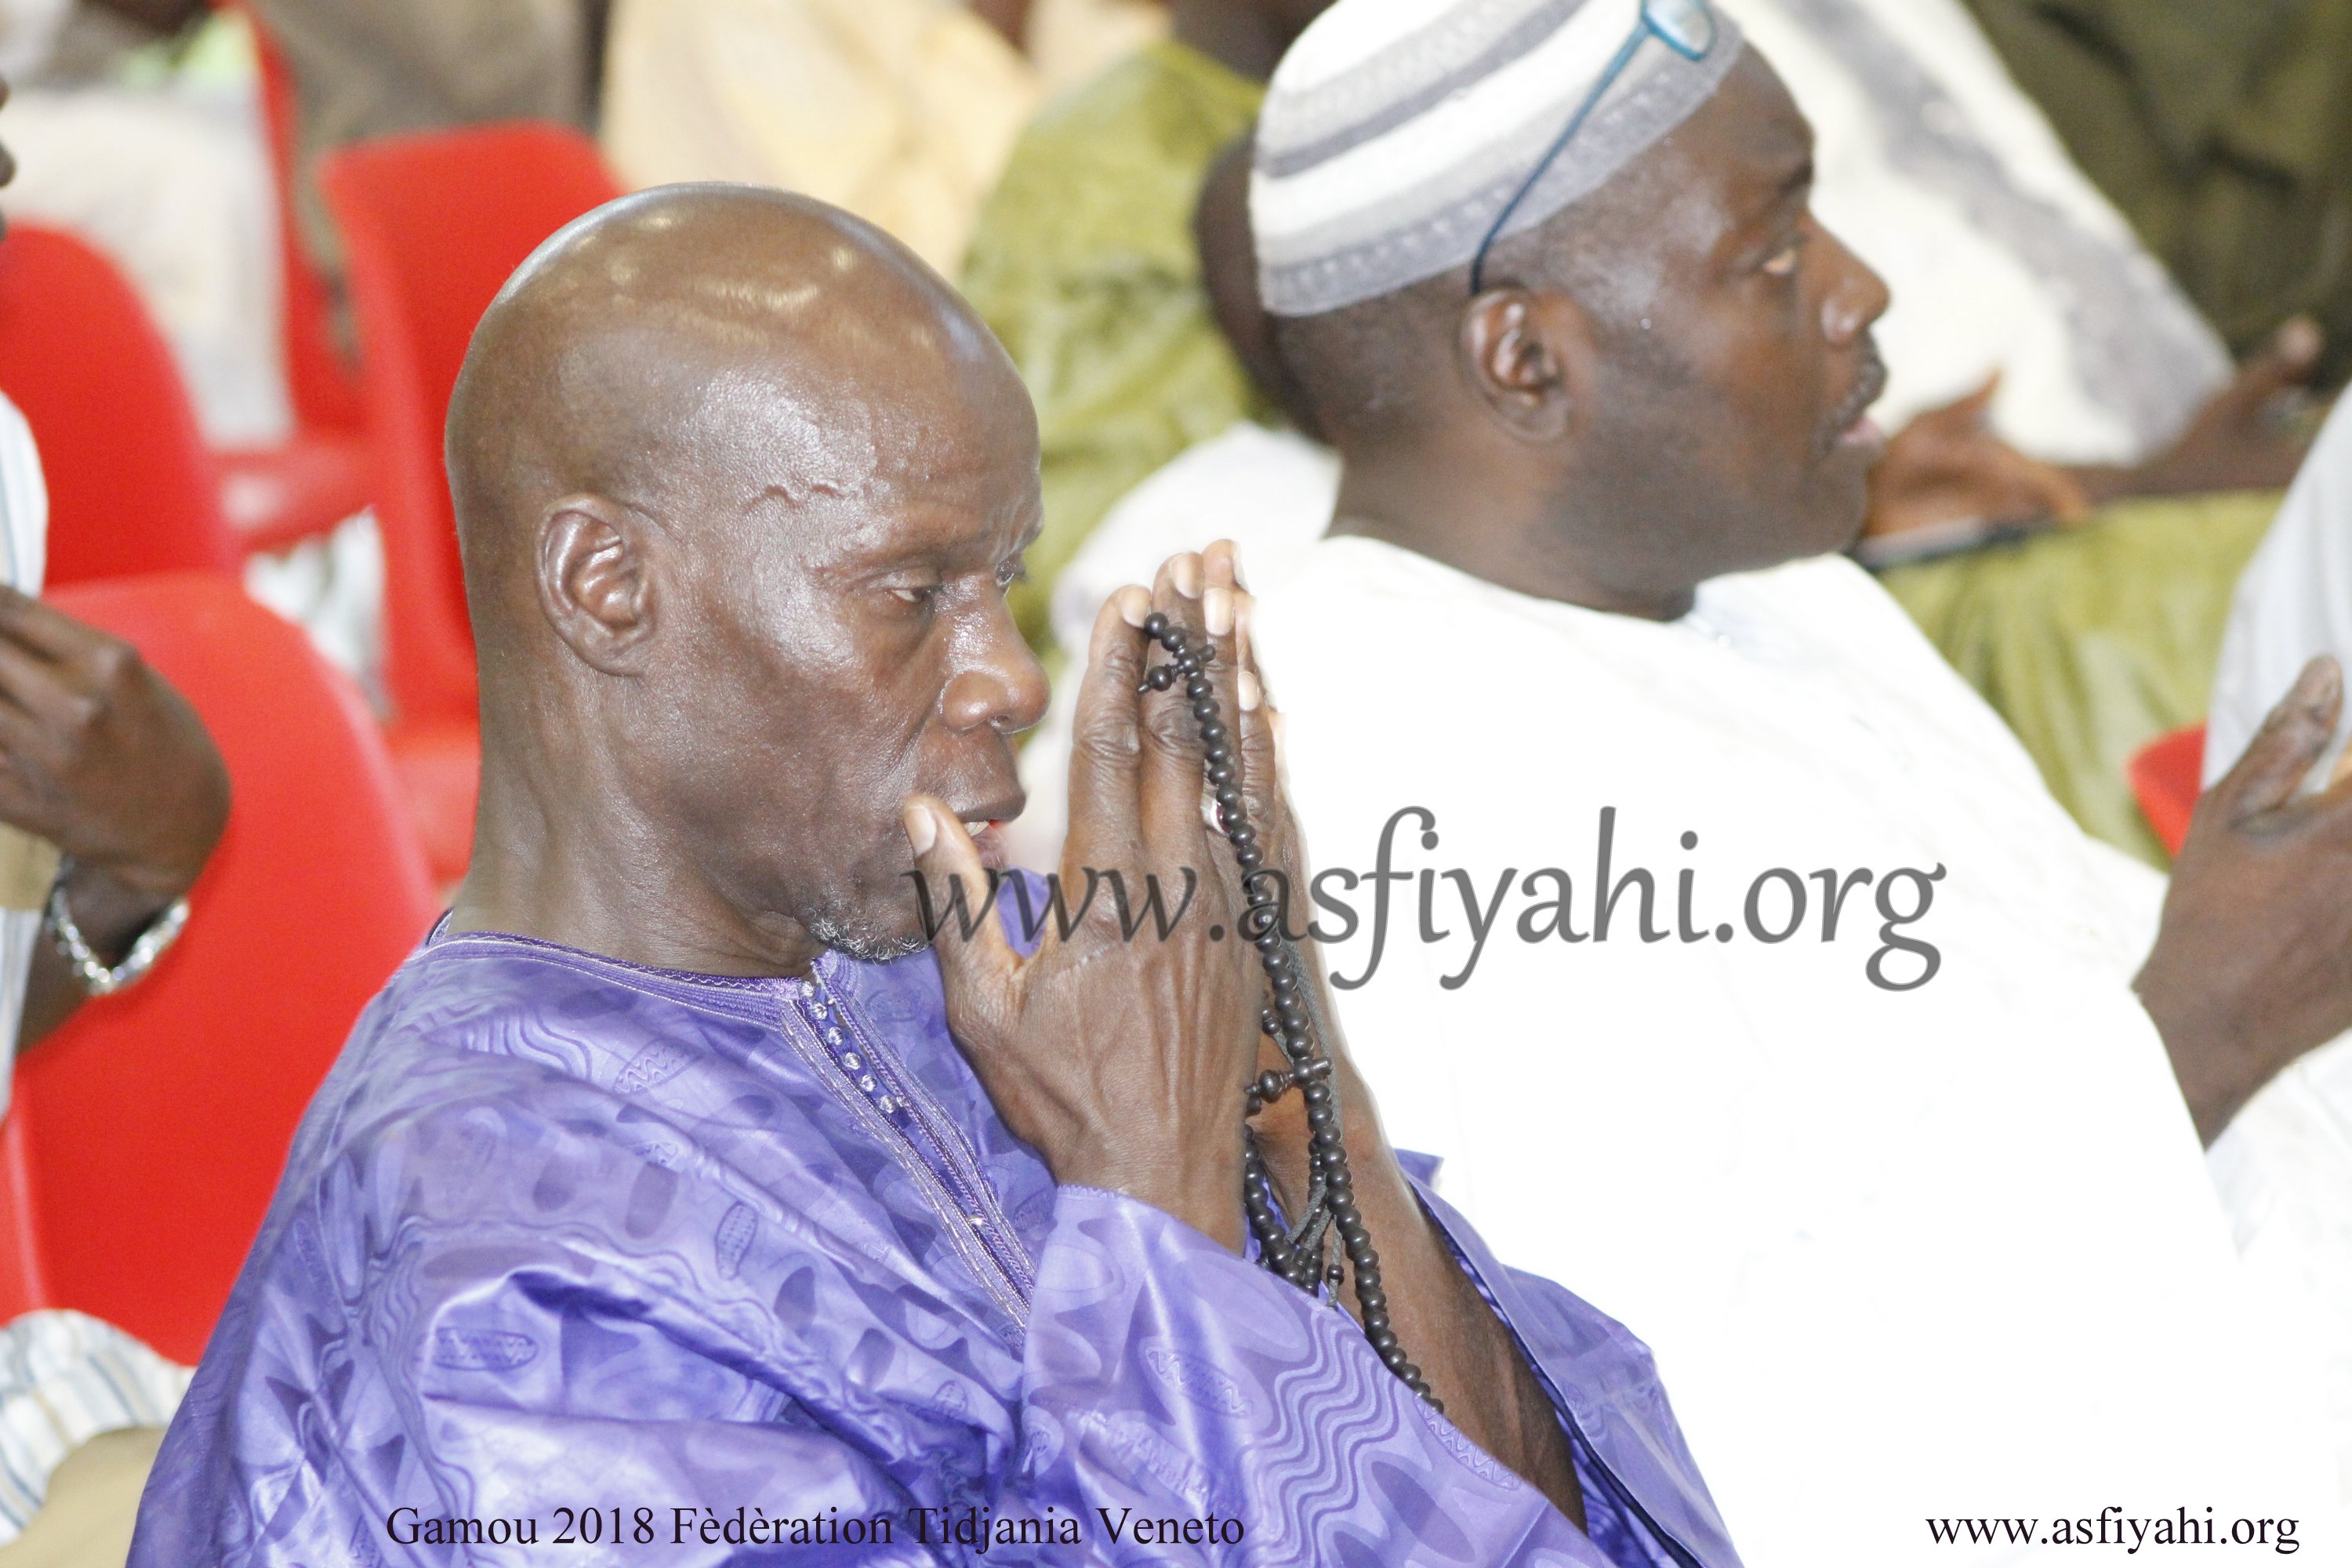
[1252,0,1744,316]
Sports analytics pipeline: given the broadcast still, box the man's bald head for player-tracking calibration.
[445,186,1047,971]
[448,185,1023,656]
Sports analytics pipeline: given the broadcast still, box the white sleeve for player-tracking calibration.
[2206,398,2352,786]
[0,394,51,1090]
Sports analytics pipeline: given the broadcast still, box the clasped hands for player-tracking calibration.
[903,544,1588,1515]
[903,542,1334,1250]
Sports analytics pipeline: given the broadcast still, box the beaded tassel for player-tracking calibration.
[1140,612,1436,1409]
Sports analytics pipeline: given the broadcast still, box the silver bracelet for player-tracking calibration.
[45,857,191,996]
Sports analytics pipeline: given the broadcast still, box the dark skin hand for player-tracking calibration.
[0,81,229,1043]
[0,591,229,1044]
[446,187,1585,1528]
[1865,320,2325,539]
[1862,374,2090,539]
[1282,51,2347,1138]
[909,539,1584,1526]
[2136,655,2352,1142]
[967,0,1033,51]
[2072,317,2324,505]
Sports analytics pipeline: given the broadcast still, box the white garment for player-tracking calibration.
[2209,1036,2352,1503]
[1006,422,1336,872]
[0,0,68,81]
[0,1310,186,1538]
[2206,397,2352,786]
[601,0,1161,278]
[1252,535,2337,1566]
[1717,0,2228,466]
[2200,394,2352,1504]
[0,395,47,1092]
[0,78,289,446]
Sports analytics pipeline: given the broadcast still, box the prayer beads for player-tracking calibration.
[1140,612,1436,1410]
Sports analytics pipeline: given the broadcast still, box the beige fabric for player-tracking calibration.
[601,0,1160,275]
[0,836,59,916]
[249,0,593,287]
[0,1429,162,1568]
[1025,0,1165,99]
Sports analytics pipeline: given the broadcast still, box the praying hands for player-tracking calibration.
[907,541,1588,1527]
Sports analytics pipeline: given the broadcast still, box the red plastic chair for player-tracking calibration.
[0,227,239,586]
[319,122,619,881]
[2128,723,2206,858]
[7,573,437,1363]
[213,0,372,557]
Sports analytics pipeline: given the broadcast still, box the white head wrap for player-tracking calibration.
[1252,0,1744,317]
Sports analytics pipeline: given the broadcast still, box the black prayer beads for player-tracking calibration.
[1138,611,1436,1410]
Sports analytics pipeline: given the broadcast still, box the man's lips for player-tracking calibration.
[949,795,1025,869]
[1823,352,1890,456]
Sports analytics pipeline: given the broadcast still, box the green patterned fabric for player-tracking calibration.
[1964,0,2352,388]
[1878,492,2279,866]
[961,41,1269,655]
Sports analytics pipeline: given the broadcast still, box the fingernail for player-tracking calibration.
[2303,655,2341,711]
[1116,585,1149,628]
[1174,555,1203,598]
[1229,548,1249,590]
[1238,671,1262,712]
[1204,586,1233,637]
[902,800,937,855]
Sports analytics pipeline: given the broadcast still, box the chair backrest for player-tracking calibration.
[2126,722,2206,859]
[11,574,437,1364]
[239,0,365,435]
[318,123,619,728]
[0,227,238,586]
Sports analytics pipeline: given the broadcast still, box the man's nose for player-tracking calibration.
[941,616,1050,738]
[1817,227,1889,347]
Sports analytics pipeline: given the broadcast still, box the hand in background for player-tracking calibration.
[2137,654,2352,1142]
[2079,317,2325,503]
[1864,375,2092,539]
[0,588,229,1041]
[967,0,1033,49]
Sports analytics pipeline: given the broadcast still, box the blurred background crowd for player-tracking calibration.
[0,0,2340,1560]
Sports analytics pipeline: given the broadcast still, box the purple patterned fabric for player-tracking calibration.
[129,916,1741,1566]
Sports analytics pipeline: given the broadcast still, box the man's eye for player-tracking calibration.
[888,585,940,608]
[1762,237,1806,278]
[996,558,1029,593]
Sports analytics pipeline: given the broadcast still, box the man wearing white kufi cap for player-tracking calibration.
[1245,0,2350,1561]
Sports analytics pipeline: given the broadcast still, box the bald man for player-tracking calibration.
[1237,0,2344,1560]
[125,186,1744,1568]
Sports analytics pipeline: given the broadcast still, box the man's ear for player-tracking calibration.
[1459,288,1596,443]
[535,495,659,674]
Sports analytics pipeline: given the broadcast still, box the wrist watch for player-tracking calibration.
[44,856,191,996]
